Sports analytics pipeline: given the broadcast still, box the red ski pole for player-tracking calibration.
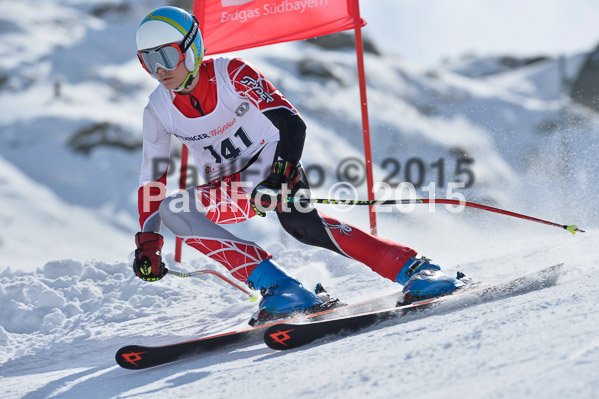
[168,269,259,301]
[288,197,584,235]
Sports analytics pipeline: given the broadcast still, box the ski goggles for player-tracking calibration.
[137,15,200,76]
[137,43,185,75]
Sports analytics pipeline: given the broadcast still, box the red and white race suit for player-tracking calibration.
[137,57,416,284]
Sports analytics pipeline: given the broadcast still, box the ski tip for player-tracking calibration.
[566,225,584,234]
[116,345,148,370]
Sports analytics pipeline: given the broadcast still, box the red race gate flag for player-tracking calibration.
[193,0,365,54]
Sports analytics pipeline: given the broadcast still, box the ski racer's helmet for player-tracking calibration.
[136,6,205,91]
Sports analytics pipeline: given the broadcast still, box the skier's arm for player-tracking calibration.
[133,106,170,282]
[228,58,306,164]
[138,105,171,233]
[262,108,306,165]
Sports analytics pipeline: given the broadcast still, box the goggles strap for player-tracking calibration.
[179,15,199,55]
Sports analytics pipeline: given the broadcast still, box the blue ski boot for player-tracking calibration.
[247,258,325,326]
[396,256,465,305]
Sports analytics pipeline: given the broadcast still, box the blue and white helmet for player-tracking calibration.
[136,6,205,89]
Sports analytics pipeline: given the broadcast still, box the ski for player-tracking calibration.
[115,286,406,369]
[117,324,263,370]
[263,263,563,350]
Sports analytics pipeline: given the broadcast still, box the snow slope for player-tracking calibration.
[0,155,132,269]
[1,0,598,398]
[1,229,597,399]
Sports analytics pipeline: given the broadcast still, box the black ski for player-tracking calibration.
[263,263,563,350]
[116,286,405,369]
[116,326,264,370]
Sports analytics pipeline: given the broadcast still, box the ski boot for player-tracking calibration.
[247,258,337,326]
[396,256,466,305]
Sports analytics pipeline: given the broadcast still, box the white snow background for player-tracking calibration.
[0,0,598,398]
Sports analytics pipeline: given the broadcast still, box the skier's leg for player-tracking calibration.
[158,181,269,283]
[277,175,416,279]
[279,172,464,301]
[158,176,322,317]
[278,202,415,278]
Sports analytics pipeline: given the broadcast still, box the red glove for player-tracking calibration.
[133,232,167,282]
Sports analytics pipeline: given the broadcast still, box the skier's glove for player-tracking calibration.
[133,232,168,282]
[250,160,300,217]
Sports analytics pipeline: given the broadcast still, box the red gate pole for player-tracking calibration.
[174,144,189,262]
[352,0,377,235]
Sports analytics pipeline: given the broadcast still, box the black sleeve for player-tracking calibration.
[263,108,307,165]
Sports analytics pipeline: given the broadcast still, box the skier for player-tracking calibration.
[133,6,464,324]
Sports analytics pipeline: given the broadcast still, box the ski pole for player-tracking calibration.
[168,269,260,301]
[287,197,585,234]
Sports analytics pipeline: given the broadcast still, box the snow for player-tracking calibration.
[1,0,598,398]
[1,233,598,398]
[0,156,132,269]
